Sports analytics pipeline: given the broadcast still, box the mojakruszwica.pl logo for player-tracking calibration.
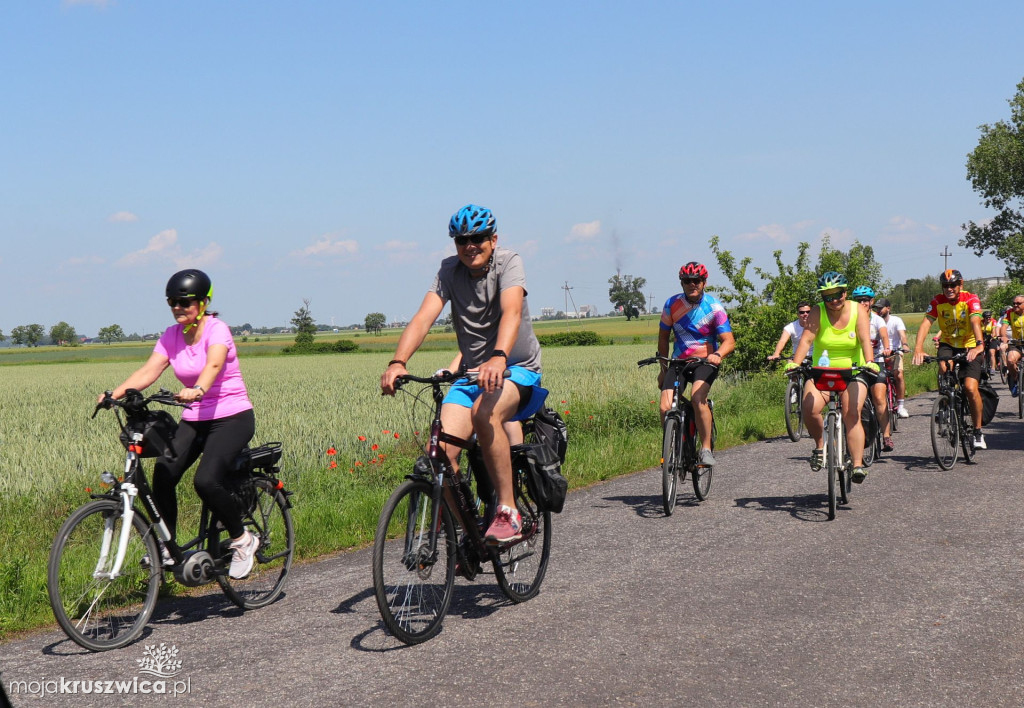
[6,643,192,699]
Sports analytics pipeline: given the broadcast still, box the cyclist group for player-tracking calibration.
[91,201,1021,647]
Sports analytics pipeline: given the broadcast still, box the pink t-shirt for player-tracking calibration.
[154,316,253,422]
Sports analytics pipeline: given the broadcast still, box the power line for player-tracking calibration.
[940,245,952,270]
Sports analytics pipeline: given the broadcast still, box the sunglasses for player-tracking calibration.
[822,292,846,303]
[797,310,811,316]
[167,297,197,308]
[680,278,704,285]
[854,297,872,304]
[1015,302,1024,307]
[453,233,491,247]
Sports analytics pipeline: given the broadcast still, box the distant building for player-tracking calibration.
[579,305,597,318]
[540,307,556,318]
[969,276,1011,290]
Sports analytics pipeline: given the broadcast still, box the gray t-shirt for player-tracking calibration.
[431,246,542,372]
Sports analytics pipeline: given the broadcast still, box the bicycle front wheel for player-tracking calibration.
[888,384,900,433]
[661,415,680,515]
[494,467,551,603]
[825,415,839,520]
[372,478,456,645]
[784,379,803,441]
[861,400,877,468]
[216,477,295,609]
[930,395,958,470]
[47,500,161,651]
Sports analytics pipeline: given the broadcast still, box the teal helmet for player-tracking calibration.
[817,271,848,291]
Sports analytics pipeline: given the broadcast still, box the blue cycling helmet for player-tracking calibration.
[851,285,875,299]
[448,204,496,239]
[816,271,848,291]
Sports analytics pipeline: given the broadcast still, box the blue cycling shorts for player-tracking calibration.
[443,366,545,422]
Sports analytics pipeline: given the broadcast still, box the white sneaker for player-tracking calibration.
[142,544,174,569]
[229,531,260,579]
[897,406,910,419]
[974,433,987,450]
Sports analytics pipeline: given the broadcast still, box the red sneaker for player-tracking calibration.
[484,505,522,544]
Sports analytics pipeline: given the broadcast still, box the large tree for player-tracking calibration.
[49,321,78,346]
[97,324,126,344]
[608,273,647,321]
[364,312,386,335]
[962,77,1024,279]
[291,299,317,347]
[11,324,45,347]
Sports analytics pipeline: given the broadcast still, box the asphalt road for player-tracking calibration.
[3,380,1024,707]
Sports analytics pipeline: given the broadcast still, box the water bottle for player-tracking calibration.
[817,349,830,367]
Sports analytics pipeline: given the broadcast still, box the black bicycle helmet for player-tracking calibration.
[165,269,213,301]
[939,269,963,287]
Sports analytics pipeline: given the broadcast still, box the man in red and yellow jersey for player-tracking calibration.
[912,269,987,449]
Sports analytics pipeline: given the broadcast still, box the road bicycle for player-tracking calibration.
[923,354,977,470]
[781,356,812,442]
[638,355,717,515]
[372,369,552,645]
[48,389,294,652]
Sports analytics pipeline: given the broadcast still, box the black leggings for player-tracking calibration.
[153,409,255,540]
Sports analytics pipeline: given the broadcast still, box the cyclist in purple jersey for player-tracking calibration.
[657,262,735,467]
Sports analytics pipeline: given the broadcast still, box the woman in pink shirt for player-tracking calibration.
[103,269,258,579]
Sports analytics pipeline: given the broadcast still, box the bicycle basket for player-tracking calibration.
[119,409,179,458]
[810,367,853,393]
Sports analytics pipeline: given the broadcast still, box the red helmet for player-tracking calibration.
[679,262,708,280]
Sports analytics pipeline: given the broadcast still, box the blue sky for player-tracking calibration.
[2,1,1023,337]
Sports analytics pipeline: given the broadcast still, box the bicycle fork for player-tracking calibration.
[96,482,138,580]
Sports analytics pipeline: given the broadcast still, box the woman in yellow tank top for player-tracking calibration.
[788,272,876,484]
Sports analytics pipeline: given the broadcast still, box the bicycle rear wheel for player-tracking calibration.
[691,409,715,501]
[959,397,976,463]
[494,467,551,603]
[862,397,879,467]
[48,500,161,651]
[784,379,803,442]
[216,477,295,609]
[1019,385,1023,419]
[930,395,958,470]
[372,478,456,645]
[660,415,680,515]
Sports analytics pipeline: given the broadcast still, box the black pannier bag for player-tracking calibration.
[519,442,568,513]
[119,409,179,459]
[519,407,570,513]
[979,380,999,426]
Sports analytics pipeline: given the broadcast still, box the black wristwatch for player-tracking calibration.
[491,350,507,360]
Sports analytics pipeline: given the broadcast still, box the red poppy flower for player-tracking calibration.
[329,461,338,469]
[355,461,363,466]
[564,410,570,416]
[394,432,400,439]
[382,429,391,435]
[358,435,366,442]
[326,447,337,455]
[371,443,379,451]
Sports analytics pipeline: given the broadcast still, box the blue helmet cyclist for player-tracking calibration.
[381,204,544,545]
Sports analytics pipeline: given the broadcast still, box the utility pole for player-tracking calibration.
[647,292,655,316]
[940,245,952,270]
[562,281,573,330]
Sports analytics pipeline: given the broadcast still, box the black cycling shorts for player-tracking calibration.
[937,342,984,381]
[661,362,719,392]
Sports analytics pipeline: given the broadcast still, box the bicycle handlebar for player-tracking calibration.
[393,368,509,389]
[637,354,716,369]
[93,388,191,419]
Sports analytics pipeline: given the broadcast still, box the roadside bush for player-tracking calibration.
[282,340,359,355]
[537,330,607,347]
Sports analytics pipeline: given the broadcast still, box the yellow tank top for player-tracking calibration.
[814,301,861,368]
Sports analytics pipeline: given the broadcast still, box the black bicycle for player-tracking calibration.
[48,389,294,651]
[782,356,813,442]
[372,369,552,645]
[638,355,717,515]
[923,354,976,470]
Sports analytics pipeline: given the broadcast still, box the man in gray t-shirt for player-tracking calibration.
[381,205,543,545]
